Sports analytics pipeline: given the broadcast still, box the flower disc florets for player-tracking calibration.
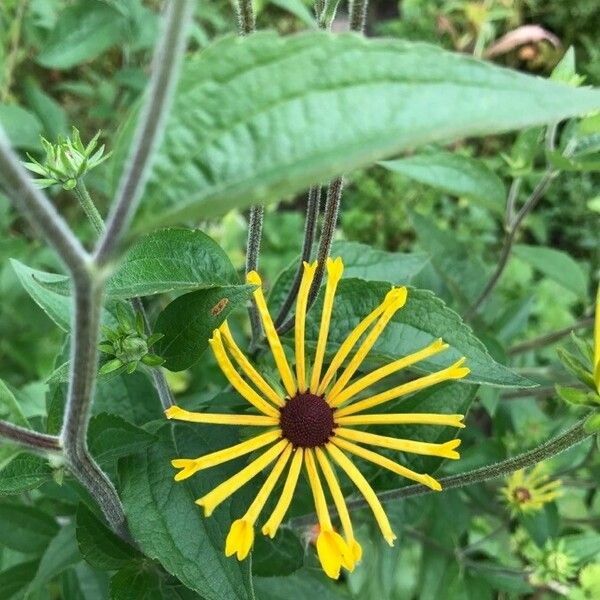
[279,393,335,448]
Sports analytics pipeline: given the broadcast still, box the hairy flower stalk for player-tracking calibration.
[167,257,469,578]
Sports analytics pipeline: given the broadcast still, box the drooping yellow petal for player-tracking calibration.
[326,442,396,546]
[316,529,352,579]
[328,339,448,406]
[196,439,288,516]
[335,358,470,417]
[262,447,303,538]
[317,288,406,395]
[295,261,318,392]
[331,437,442,490]
[595,284,600,392]
[326,289,408,402]
[220,321,285,407]
[315,447,362,569]
[336,427,461,459]
[335,413,465,428]
[225,519,254,560]
[304,448,332,529]
[165,405,278,426]
[171,430,281,481]
[244,444,292,524]
[310,257,344,393]
[247,271,297,398]
[209,330,279,418]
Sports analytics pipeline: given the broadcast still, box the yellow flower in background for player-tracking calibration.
[166,257,470,579]
[500,464,562,515]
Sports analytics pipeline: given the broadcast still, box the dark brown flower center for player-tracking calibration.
[279,392,335,448]
[513,487,532,503]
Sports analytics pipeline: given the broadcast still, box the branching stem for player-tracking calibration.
[0,420,61,453]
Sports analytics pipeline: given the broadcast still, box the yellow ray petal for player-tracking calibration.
[295,261,318,392]
[247,271,297,397]
[326,442,396,546]
[225,518,254,560]
[331,437,441,491]
[326,289,408,402]
[336,427,461,459]
[310,257,344,393]
[196,439,288,516]
[304,448,332,529]
[329,339,448,406]
[317,287,405,395]
[335,413,465,428]
[335,358,470,417]
[244,444,292,524]
[262,447,304,538]
[170,430,281,481]
[315,447,362,569]
[316,529,352,580]
[209,329,279,418]
[220,321,285,407]
[165,405,278,426]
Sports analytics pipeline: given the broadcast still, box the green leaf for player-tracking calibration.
[513,244,588,299]
[302,279,533,387]
[410,211,489,307]
[111,32,600,231]
[555,385,599,407]
[0,378,30,467]
[584,412,600,434]
[0,454,53,495]
[10,259,134,332]
[0,503,59,553]
[36,2,127,70]
[155,285,254,371]
[110,565,164,600]
[254,569,352,600]
[380,151,506,207]
[252,529,304,577]
[0,561,39,600]
[119,436,251,600]
[0,104,43,151]
[76,504,141,571]
[27,523,81,596]
[557,348,596,390]
[87,413,156,464]
[22,77,70,140]
[106,228,239,298]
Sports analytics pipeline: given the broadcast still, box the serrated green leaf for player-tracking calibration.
[252,529,304,577]
[0,503,59,554]
[106,228,239,298]
[118,436,251,600]
[380,151,506,207]
[87,413,156,464]
[268,241,428,316]
[0,454,53,495]
[302,279,532,387]
[110,32,600,231]
[155,285,254,371]
[513,244,588,299]
[76,504,141,571]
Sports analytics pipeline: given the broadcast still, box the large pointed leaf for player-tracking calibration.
[111,31,600,231]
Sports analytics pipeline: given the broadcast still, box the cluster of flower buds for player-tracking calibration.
[23,127,110,190]
[99,304,164,375]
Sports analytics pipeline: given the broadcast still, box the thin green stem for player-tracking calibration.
[234,0,255,34]
[349,0,368,32]
[74,181,105,235]
[291,417,591,527]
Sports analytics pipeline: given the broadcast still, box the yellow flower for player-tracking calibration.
[500,464,562,515]
[166,257,470,578]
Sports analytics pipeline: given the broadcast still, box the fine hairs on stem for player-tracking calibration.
[0,0,192,539]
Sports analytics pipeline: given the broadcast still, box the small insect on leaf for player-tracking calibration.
[210,298,229,317]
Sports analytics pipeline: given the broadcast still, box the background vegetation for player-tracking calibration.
[0,0,599,598]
